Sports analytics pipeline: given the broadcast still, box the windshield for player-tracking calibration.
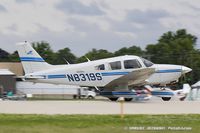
[140,57,154,67]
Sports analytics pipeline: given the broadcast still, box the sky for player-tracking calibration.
[0,0,200,56]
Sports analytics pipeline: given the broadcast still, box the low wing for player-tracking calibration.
[105,68,155,90]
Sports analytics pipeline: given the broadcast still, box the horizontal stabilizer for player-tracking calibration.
[18,75,46,80]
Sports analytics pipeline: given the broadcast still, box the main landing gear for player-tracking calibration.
[161,97,171,101]
[109,97,133,101]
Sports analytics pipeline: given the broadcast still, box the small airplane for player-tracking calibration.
[16,42,192,101]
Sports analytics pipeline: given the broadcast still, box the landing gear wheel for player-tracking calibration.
[180,97,186,101]
[162,97,171,101]
[109,97,118,101]
[125,98,133,101]
[87,96,94,99]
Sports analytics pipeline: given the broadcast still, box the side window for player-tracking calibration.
[95,64,105,70]
[124,60,141,69]
[109,61,121,70]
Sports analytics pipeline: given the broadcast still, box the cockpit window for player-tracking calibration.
[124,59,141,69]
[95,64,105,70]
[140,57,154,67]
[109,61,121,70]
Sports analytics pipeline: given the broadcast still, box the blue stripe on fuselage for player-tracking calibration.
[156,69,182,73]
[20,57,45,62]
[48,74,66,79]
[101,69,182,76]
[101,72,129,76]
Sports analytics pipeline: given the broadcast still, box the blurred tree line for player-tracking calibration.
[0,29,200,84]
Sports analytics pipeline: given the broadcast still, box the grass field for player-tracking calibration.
[0,114,199,133]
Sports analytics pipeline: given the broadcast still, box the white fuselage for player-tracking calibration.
[26,55,191,87]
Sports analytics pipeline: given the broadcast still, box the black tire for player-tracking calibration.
[109,97,118,101]
[180,97,186,101]
[162,97,171,101]
[87,96,94,99]
[125,98,133,101]
[73,95,77,99]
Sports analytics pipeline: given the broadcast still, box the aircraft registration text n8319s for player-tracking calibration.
[66,73,102,82]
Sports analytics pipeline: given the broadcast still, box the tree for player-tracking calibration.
[159,29,197,45]
[32,41,55,64]
[77,49,113,63]
[8,51,20,62]
[114,46,144,56]
[145,29,199,84]
[54,48,77,64]
[146,29,197,64]
[0,48,10,62]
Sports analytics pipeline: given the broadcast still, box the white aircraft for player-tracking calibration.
[17,42,192,101]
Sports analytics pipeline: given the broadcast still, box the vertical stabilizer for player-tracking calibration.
[17,42,52,74]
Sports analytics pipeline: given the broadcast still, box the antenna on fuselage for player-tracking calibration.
[63,58,70,65]
[85,56,91,62]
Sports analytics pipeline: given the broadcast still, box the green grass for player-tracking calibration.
[0,114,199,133]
